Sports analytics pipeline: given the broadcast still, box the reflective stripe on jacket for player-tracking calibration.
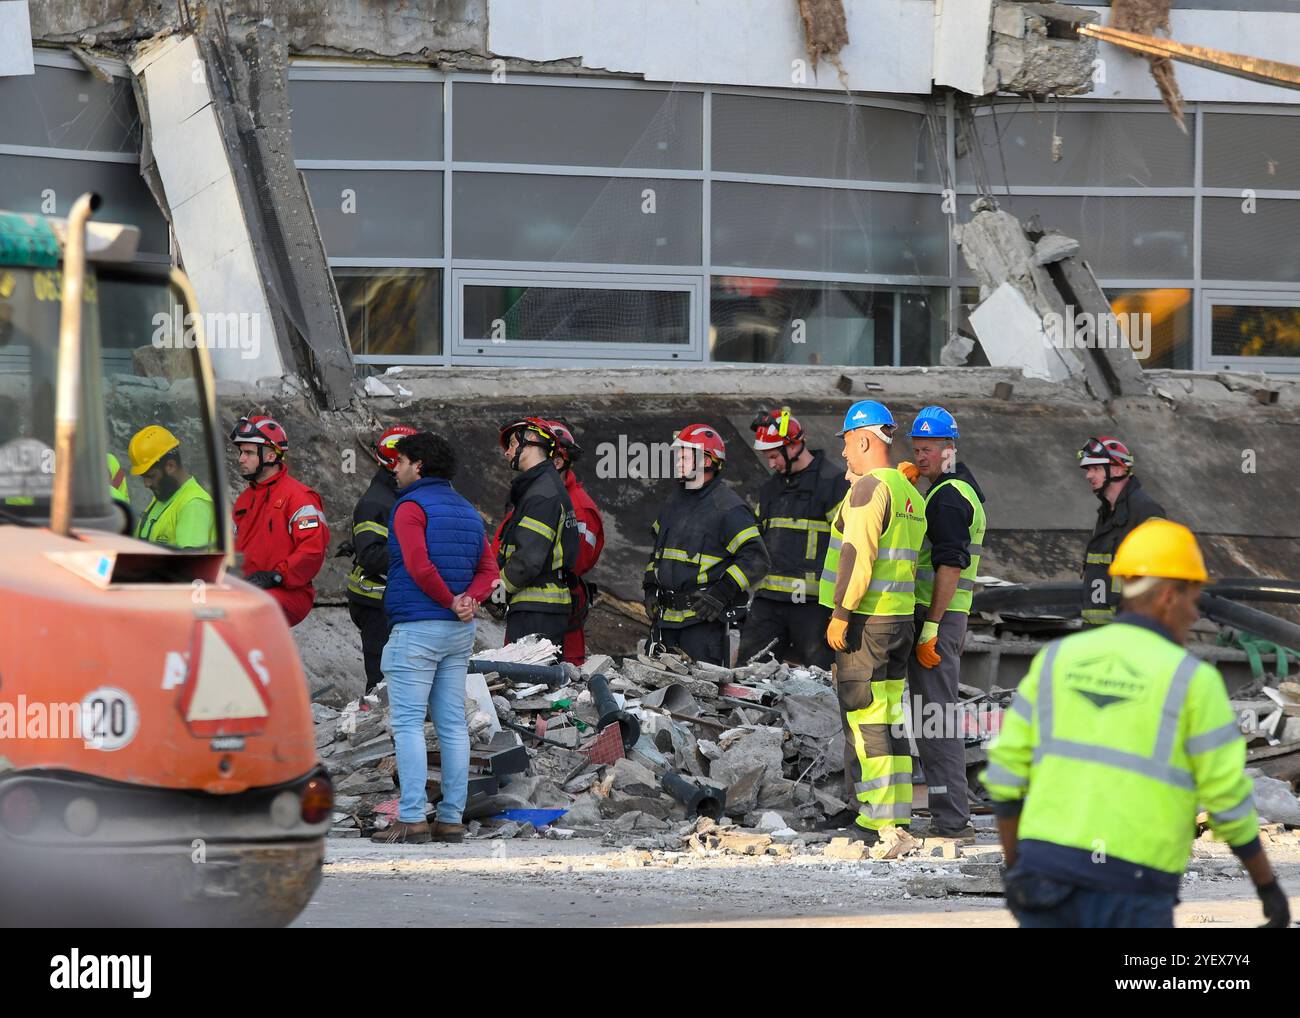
[645,475,770,628]
[753,450,849,604]
[497,460,578,615]
[983,620,1258,879]
[915,474,986,614]
[819,467,926,618]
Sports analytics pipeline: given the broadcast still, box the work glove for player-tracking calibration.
[690,584,729,623]
[897,460,920,485]
[642,586,660,622]
[245,570,283,590]
[826,616,849,652]
[915,619,942,669]
[1257,879,1292,928]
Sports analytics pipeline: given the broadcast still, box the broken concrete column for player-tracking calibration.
[988,2,1099,96]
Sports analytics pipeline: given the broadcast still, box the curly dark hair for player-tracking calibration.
[394,432,456,480]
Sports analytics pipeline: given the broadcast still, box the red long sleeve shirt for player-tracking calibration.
[392,501,498,609]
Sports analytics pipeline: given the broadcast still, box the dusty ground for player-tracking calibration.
[293,834,1300,929]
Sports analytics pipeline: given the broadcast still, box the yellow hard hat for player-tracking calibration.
[1109,519,1208,583]
[128,425,180,475]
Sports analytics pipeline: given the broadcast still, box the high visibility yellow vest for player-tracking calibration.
[818,467,927,618]
[983,623,1259,876]
[107,453,129,505]
[915,477,986,614]
[135,475,216,549]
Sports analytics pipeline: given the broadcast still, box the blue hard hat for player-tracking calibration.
[910,405,959,440]
[836,400,896,437]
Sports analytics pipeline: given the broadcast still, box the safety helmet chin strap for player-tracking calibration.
[676,448,717,489]
[243,445,282,482]
[778,440,806,476]
[508,428,551,471]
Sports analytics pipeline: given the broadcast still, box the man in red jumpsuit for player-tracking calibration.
[490,418,603,663]
[230,414,330,627]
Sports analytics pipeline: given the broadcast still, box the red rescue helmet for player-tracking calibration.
[499,416,559,470]
[751,407,804,451]
[230,414,289,455]
[1077,435,1133,473]
[672,423,726,471]
[376,424,418,471]
[546,419,582,466]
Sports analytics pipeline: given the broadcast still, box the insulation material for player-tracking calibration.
[796,0,849,85]
[1111,0,1185,131]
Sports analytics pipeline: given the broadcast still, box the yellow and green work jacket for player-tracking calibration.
[819,467,927,620]
[134,475,217,550]
[915,464,987,615]
[753,450,849,605]
[498,459,578,615]
[983,615,1260,894]
[347,467,399,605]
[644,475,770,629]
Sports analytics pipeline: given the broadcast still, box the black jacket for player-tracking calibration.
[1082,474,1166,623]
[346,467,399,606]
[645,475,771,629]
[498,459,578,615]
[753,450,849,603]
[923,462,986,571]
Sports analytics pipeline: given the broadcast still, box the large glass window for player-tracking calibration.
[1106,289,1193,369]
[958,108,1194,188]
[0,154,169,255]
[334,268,442,357]
[1202,197,1300,283]
[0,63,140,153]
[453,173,701,265]
[462,284,691,348]
[288,79,442,161]
[710,278,945,366]
[454,83,701,169]
[985,194,1194,279]
[712,94,939,183]
[1204,113,1300,191]
[303,170,443,259]
[1210,302,1300,359]
[712,182,947,277]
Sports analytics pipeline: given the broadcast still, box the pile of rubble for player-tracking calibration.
[313,637,1300,860]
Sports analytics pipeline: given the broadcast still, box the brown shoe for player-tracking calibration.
[371,820,430,844]
[430,821,466,843]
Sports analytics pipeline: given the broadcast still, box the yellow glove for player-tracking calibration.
[915,619,942,668]
[826,616,849,652]
[897,460,920,484]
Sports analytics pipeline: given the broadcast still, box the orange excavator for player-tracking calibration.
[0,194,331,927]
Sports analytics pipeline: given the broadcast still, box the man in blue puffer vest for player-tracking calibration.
[374,432,499,845]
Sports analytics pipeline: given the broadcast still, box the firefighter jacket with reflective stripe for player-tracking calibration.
[1082,474,1165,625]
[347,468,398,605]
[497,459,578,615]
[915,464,987,614]
[233,467,329,598]
[983,618,1258,887]
[135,475,217,550]
[384,477,485,625]
[644,475,771,629]
[753,450,849,604]
[819,467,926,619]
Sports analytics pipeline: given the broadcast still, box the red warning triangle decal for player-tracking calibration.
[176,621,271,737]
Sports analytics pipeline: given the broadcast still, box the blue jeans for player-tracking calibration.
[382,618,476,824]
[1010,881,1176,928]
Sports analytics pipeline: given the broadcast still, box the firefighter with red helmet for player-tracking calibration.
[547,419,604,664]
[230,413,330,627]
[345,424,417,691]
[1077,435,1166,625]
[739,407,849,669]
[496,417,579,646]
[643,423,770,666]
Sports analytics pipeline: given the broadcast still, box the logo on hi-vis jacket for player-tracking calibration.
[1063,655,1149,710]
[905,497,915,514]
